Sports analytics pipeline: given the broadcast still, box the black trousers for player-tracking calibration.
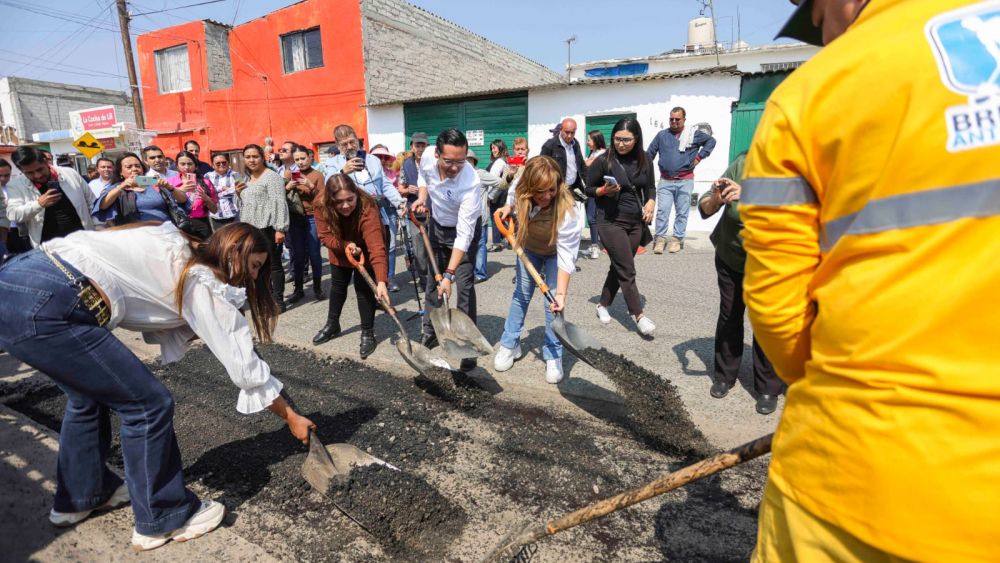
[596,216,644,316]
[421,217,481,337]
[261,227,285,304]
[714,255,782,395]
[325,263,377,330]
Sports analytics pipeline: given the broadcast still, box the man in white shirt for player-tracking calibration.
[142,145,179,181]
[88,157,115,200]
[540,118,586,199]
[412,128,483,371]
[5,146,95,247]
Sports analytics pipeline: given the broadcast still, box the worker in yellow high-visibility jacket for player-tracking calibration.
[742,1,1000,561]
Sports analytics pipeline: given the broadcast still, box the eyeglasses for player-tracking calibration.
[613,137,635,144]
[441,158,466,167]
[669,118,684,122]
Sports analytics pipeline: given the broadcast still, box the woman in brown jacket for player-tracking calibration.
[312,174,390,359]
[285,145,326,303]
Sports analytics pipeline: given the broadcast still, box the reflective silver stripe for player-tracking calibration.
[820,179,1000,252]
[742,177,818,206]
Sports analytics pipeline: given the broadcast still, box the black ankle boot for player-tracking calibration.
[313,278,325,301]
[313,321,341,345]
[359,329,376,359]
[287,285,305,304]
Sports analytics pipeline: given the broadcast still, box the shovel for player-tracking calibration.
[345,248,455,381]
[493,209,606,368]
[279,390,399,533]
[482,433,774,563]
[408,208,492,359]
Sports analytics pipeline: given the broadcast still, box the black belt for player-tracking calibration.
[43,250,111,327]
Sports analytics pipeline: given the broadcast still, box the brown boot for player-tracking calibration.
[668,236,683,253]
[653,236,666,254]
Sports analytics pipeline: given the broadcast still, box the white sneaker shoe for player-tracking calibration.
[636,315,656,336]
[589,245,600,260]
[49,482,130,527]
[596,305,612,324]
[545,359,564,384]
[493,344,522,372]
[131,500,225,552]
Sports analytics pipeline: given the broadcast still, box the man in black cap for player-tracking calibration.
[399,132,429,287]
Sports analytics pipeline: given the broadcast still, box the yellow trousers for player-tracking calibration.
[753,480,913,563]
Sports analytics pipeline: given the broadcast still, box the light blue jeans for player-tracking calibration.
[475,224,489,280]
[500,250,561,361]
[655,178,694,239]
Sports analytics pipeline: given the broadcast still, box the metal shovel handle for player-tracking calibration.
[346,248,410,352]
[493,209,557,305]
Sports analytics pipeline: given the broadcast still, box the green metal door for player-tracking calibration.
[585,113,636,157]
[404,93,528,169]
[728,102,766,161]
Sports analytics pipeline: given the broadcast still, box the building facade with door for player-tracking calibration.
[136,0,560,164]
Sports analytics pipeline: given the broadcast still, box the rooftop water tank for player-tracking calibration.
[687,17,715,50]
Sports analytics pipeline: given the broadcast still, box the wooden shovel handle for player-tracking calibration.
[493,209,554,300]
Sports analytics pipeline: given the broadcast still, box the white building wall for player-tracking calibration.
[529,74,740,233]
[365,104,406,154]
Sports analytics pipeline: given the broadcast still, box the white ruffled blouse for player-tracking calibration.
[42,223,282,414]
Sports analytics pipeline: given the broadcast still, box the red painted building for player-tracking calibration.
[136,0,561,160]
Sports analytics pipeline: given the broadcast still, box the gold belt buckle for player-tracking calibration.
[79,285,110,326]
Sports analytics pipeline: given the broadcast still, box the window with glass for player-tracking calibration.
[154,44,192,94]
[281,28,323,74]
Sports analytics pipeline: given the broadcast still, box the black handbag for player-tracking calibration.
[114,189,141,226]
[157,185,197,236]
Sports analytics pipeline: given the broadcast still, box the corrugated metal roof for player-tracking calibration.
[566,66,741,86]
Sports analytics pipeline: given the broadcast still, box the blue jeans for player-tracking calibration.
[289,214,323,287]
[500,250,561,360]
[384,212,398,284]
[586,197,600,247]
[0,251,199,535]
[655,178,694,239]
[475,224,489,280]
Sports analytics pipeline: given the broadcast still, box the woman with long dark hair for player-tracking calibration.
[583,130,608,259]
[584,118,657,336]
[93,152,190,226]
[494,156,582,383]
[487,138,510,251]
[169,150,218,239]
[0,221,315,551]
[312,174,390,359]
[285,145,325,302]
[236,143,289,310]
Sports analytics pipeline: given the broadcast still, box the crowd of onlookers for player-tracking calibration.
[0,106,782,415]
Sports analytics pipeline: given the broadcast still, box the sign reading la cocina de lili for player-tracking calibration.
[69,105,118,138]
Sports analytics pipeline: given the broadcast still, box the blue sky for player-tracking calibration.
[0,0,798,92]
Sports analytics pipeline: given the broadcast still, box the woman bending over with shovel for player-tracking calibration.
[494,156,583,383]
[312,174,391,359]
[0,221,316,551]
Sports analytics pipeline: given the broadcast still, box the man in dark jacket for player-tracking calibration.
[646,106,716,253]
[539,118,586,201]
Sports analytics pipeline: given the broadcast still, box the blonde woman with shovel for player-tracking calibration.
[494,156,583,383]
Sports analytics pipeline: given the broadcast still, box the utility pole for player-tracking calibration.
[564,35,576,84]
[116,0,146,129]
[707,0,721,66]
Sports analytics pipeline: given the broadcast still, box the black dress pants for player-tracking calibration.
[325,263,377,330]
[714,254,782,395]
[261,227,285,305]
[596,216,644,316]
[421,217,481,338]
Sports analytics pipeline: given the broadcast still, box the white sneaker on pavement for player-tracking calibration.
[636,315,656,336]
[49,482,130,527]
[131,499,225,552]
[545,359,564,384]
[596,305,612,324]
[493,344,522,372]
[589,245,600,260]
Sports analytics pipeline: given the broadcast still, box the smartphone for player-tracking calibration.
[291,170,303,181]
[135,175,158,187]
[45,180,63,194]
[603,175,619,186]
[508,155,526,166]
[231,172,243,184]
[185,172,197,183]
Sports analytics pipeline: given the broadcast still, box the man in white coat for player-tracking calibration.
[5,146,95,248]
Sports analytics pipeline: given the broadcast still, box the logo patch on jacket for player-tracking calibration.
[926,2,1000,152]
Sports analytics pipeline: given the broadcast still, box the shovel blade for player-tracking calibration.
[394,338,454,379]
[552,315,606,368]
[302,431,341,495]
[434,308,492,359]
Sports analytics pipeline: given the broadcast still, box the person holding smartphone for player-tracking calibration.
[5,146,95,248]
[205,153,241,230]
[168,151,218,239]
[285,145,325,302]
[584,118,657,336]
[94,152,190,228]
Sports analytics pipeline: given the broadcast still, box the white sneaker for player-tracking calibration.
[493,344,522,372]
[545,359,564,384]
[49,482,130,527]
[590,245,600,259]
[131,500,225,552]
[596,305,612,324]
[636,315,656,336]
